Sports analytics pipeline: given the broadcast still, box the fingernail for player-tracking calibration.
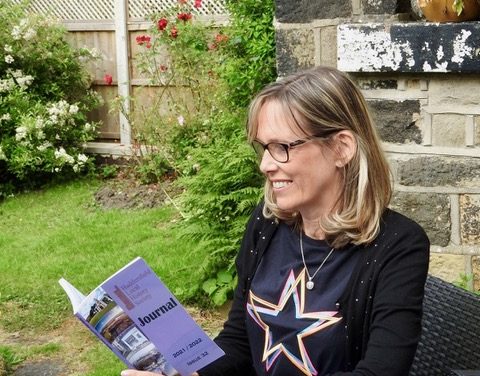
[121,371,132,376]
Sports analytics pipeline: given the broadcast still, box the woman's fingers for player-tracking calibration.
[120,370,198,376]
[121,370,163,376]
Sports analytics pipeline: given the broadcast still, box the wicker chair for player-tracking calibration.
[409,275,480,376]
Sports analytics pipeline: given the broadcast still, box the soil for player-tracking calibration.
[93,169,174,210]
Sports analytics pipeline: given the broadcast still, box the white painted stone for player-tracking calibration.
[337,24,415,72]
[451,30,473,65]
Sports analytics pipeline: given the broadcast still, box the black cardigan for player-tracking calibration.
[199,204,430,376]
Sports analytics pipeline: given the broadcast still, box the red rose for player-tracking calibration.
[136,35,151,45]
[157,18,168,31]
[194,0,202,8]
[177,12,192,22]
[170,26,178,38]
[104,74,113,85]
[215,33,228,43]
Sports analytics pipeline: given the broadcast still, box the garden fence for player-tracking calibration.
[10,0,227,153]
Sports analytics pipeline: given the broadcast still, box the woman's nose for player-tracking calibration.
[259,149,278,174]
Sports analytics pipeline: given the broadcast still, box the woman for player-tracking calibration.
[122,66,430,376]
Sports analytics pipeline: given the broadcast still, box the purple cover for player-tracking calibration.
[100,257,225,376]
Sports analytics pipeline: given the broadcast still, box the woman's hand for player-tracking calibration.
[120,371,199,376]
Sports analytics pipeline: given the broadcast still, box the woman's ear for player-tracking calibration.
[333,130,357,167]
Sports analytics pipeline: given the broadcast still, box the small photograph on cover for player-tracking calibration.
[79,287,176,375]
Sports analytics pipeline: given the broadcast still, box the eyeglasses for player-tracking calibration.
[251,138,314,163]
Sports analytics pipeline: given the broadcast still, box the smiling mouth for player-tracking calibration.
[272,181,291,189]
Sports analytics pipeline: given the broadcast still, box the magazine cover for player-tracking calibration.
[59,257,224,376]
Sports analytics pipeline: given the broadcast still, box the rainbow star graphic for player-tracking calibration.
[247,269,341,376]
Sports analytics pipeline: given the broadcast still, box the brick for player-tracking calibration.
[429,253,466,284]
[397,156,480,187]
[390,192,451,246]
[432,114,466,147]
[275,0,351,23]
[460,195,480,245]
[276,28,315,77]
[368,99,422,144]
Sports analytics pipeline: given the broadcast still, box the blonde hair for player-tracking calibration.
[247,66,392,248]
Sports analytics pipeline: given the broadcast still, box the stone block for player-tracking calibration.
[429,253,466,284]
[473,255,480,292]
[460,195,480,245]
[475,116,480,145]
[390,191,451,246]
[319,26,337,67]
[368,99,422,144]
[357,79,398,90]
[432,114,466,147]
[13,360,65,376]
[397,156,480,187]
[275,0,351,23]
[338,22,480,73]
[362,0,399,14]
[276,28,315,77]
[428,77,480,109]
[0,357,5,376]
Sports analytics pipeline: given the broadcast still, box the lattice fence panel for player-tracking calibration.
[9,0,226,21]
[128,0,227,18]
[130,0,227,18]
[10,0,115,20]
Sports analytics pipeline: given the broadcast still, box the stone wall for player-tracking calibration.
[274,0,480,290]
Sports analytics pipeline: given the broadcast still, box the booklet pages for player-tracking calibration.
[60,257,224,376]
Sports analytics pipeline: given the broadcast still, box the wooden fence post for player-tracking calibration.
[114,0,131,147]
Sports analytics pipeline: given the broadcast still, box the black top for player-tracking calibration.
[198,204,430,376]
[246,223,362,375]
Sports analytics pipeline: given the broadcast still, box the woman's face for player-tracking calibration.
[256,101,343,221]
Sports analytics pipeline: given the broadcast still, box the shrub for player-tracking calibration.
[0,1,100,198]
[131,1,227,173]
[132,0,276,305]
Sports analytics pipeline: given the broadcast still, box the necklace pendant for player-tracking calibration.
[306,280,314,290]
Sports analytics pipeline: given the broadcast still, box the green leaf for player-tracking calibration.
[212,288,228,306]
[202,279,218,295]
[452,0,464,15]
[217,269,233,284]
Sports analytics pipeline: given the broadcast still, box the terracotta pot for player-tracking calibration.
[417,0,480,22]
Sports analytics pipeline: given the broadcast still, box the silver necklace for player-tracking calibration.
[299,231,335,290]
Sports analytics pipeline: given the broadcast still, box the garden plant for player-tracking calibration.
[132,0,277,305]
[0,0,100,199]
[0,0,276,373]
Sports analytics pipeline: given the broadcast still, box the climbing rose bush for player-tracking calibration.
[0,1,101,198]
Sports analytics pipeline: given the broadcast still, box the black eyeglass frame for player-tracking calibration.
[251,137,318,163]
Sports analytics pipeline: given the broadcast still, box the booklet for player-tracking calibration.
[59,257,224,376]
